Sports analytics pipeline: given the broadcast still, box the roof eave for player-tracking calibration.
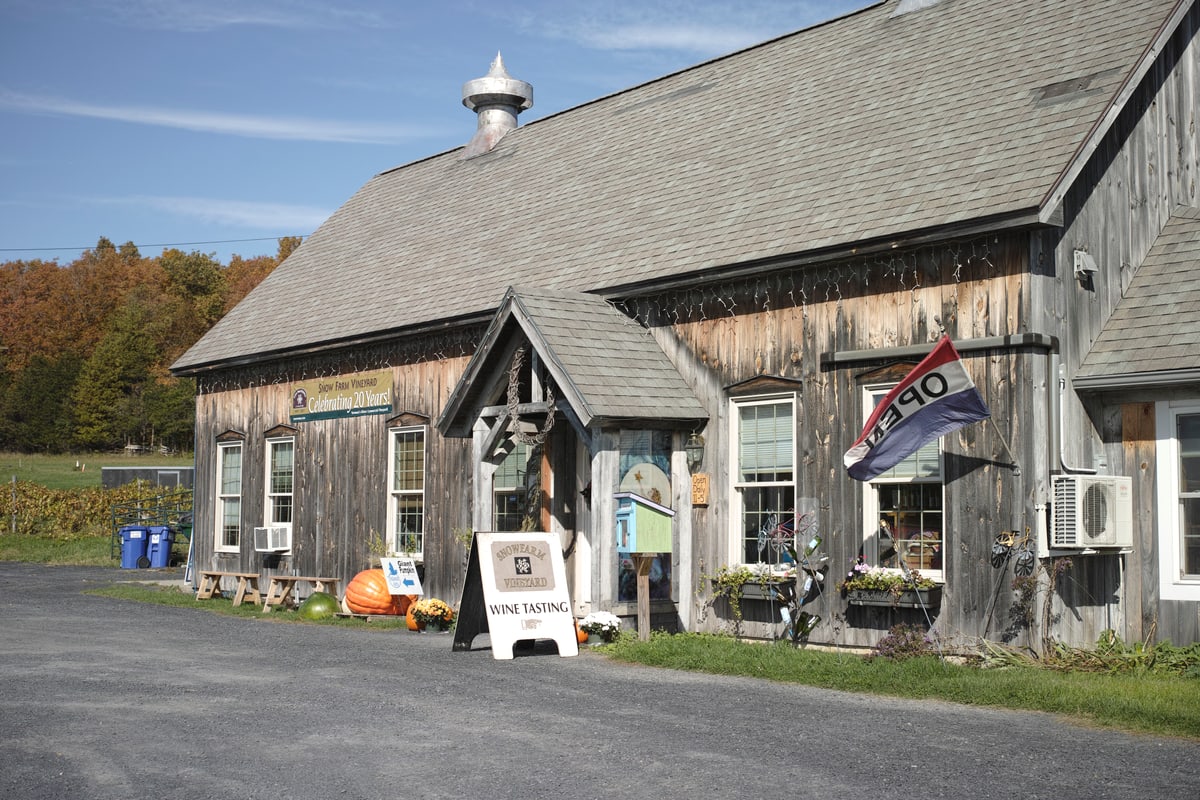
[1074,368,1200,391]
[595,207,1053,299]
[176,206,1060,377]
[170,311,494,378]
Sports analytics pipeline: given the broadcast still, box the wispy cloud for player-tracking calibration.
[0,88,438,145]
[81,0,386,33]
[118,195,332,230]
[523,0,855,57]
[572,23,767,54]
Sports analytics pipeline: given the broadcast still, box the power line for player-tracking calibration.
[0,235,309,253]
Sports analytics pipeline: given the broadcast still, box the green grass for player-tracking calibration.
[604,632,1200,740]
[89,582,409,630]
[0,451,194,490]
[0,532,116,565]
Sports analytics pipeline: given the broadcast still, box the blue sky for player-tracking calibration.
[1,0,867,265]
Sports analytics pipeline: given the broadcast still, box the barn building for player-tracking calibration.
[172,0,1200,649]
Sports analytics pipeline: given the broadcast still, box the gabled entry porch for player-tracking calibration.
[437,287,708,631]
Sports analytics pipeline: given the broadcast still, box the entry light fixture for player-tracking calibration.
[685,432,706,474]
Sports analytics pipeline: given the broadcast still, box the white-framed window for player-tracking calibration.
[861,384,944,580]
[731,395,796,566]
[265,437,294,529]
[1156,401,1200,601]
[388,427,425,558]
[493,440,530,532]
[215,441,242,552]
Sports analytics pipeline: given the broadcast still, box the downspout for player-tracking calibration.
[1050,352,1097,475]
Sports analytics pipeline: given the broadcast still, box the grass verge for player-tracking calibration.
[0,533,116,565]
[88,582,409,631]
[604,632,1200,741]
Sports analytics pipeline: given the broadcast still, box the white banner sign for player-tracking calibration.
[380,557,423,596]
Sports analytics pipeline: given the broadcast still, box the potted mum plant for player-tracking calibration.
[838,556,941,608]
[579,610,622,643]
[411,597,455,631]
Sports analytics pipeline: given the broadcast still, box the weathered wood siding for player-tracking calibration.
[633,1,1200,649]
[192,330,479,602]
[633,233,1043,648]
[1040,1,1199,646]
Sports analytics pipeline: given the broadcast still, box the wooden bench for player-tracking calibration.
[261,575,340,612]
[196,570,262,607]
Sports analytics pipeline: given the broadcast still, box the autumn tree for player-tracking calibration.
[1,236,282,453]
[277,235,302,262]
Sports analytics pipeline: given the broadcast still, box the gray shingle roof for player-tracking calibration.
[1076,206,1200,387]
[438,287,708,434]
[173,0,1183,373]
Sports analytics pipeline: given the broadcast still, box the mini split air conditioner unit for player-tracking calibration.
[253,525,292,553]
[1051,475,1133,550]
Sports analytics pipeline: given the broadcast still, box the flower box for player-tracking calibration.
[739,580,795,602]
[708,576,795,602]
[846,586,941,608]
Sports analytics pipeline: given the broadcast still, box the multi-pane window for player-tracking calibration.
[1177,413,1200,578]
[388,427,425,557]
[215,442,242,551]
[733,397,796,566]
[493,441,530,532]
[266,437,294,527]
[864,387,944,577]
[1156,403,1200,601]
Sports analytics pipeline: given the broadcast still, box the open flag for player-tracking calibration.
[844,336,990,481]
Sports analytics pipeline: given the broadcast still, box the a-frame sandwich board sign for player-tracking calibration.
[453,531,579,660]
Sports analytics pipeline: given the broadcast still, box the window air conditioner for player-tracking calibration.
[1051,476,1133,549]
[253,525,292,552]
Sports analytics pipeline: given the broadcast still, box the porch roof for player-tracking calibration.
[1075,206,1200,390]
[437,287,708,437]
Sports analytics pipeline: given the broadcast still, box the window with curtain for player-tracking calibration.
[862,386,944,577]
[493,440,530,531]
[733,396,796,565]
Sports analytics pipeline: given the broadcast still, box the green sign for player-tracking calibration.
[289,369,393,422]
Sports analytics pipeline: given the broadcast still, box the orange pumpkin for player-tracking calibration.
[575,620,589,644]
[406,603,424,631]
[396,594,417,616]
[344,569,400,615]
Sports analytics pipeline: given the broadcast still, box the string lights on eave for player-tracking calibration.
[195,327,482,394]
[613,237,997,328]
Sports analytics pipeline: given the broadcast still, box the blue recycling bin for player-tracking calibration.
[119,526,149,569]
[145,525,174,568]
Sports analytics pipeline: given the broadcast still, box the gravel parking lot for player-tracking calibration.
[1,562,1197,800]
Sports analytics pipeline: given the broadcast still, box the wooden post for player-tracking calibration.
[635,554,653,642]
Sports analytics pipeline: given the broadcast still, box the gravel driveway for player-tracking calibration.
[1,563,1197,800]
